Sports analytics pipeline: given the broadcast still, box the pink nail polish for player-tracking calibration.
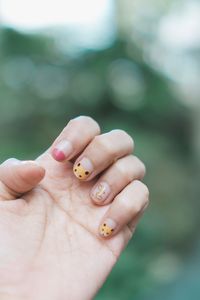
[52,140,73,162]
[91,182,111,202]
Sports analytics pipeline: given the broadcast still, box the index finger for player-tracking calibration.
[51,116,100,162]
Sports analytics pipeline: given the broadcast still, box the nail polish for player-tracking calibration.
[52,140,73,161]
[73,157,94,180]
[99,218,117,238]
[91,182,111,202]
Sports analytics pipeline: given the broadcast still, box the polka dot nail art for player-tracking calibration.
[73,157,94,180]
[99,218,117,238]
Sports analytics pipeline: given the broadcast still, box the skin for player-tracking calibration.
[0,116,149,300]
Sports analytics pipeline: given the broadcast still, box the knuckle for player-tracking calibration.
[122,198,142,215]
[104,142,116,156]
[143,184,150,200]
[114,160,132,181]
[114,156,146,182]
[114,160,124,173]
[115,181,149,216]
[68,117,77,125]
[70,116,100,133]
[0,159,20,175]
[132,202,143,215]
[1,158,18,166]
[111,129,127,136]
[115,192,142,215]
[94,135,116,156]
[135,180,149,203]
[65,116,101,134]
[111,129,134,150]
[134,156,146,177]
[77,115,97,125]
[77,115,95,123]
[127,201,142,216]
[140,161,146,177]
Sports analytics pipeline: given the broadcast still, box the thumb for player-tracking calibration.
[0,158,45,200]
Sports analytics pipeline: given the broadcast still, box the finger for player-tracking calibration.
[73,130,134,181]
[98,180,149,238]
[51,116,100,162]
[127,201,149,233]
[90,155,145,205]
[0,158,45,200]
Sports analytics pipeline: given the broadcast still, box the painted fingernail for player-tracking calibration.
[99,218,117,238]
[91,182,111,202]
[52,140,73,162]
[73,157,94,180]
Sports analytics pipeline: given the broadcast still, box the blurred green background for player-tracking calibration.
[0,0,200,299]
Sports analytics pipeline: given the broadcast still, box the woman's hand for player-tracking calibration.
[0,116,149,300]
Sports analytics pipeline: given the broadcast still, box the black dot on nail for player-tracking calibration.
[111,229,114,232]
[85,171,89,175]
[79,175,82,178]
[78,163,80,166]
[103,224,106,226]
[75,169,77,172]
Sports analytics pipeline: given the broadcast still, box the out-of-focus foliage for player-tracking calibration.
[0,2,199,299]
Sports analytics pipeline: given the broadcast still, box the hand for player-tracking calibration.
[0,116,149,300]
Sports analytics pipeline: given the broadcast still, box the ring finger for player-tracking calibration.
[90,155,145,205]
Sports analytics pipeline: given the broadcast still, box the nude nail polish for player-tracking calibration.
[52,140,73,161]
[99,218,117,238]
[73,157,94,180]
[91,182,111,202]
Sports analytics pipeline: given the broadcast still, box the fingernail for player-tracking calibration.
[52,140,73,162]
[91,182,111,202]
[73,157,94,180]
[99,218,117,238]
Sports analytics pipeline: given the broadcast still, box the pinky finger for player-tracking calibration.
[98,180,149,238]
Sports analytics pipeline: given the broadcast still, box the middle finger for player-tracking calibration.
[73,130,134,181]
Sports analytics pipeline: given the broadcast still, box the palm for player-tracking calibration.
[0,153,131,300]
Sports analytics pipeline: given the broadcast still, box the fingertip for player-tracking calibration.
[34,164,46,181]
[52,148,66,162]
[21,161,46,183]
[51,140,73,162]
